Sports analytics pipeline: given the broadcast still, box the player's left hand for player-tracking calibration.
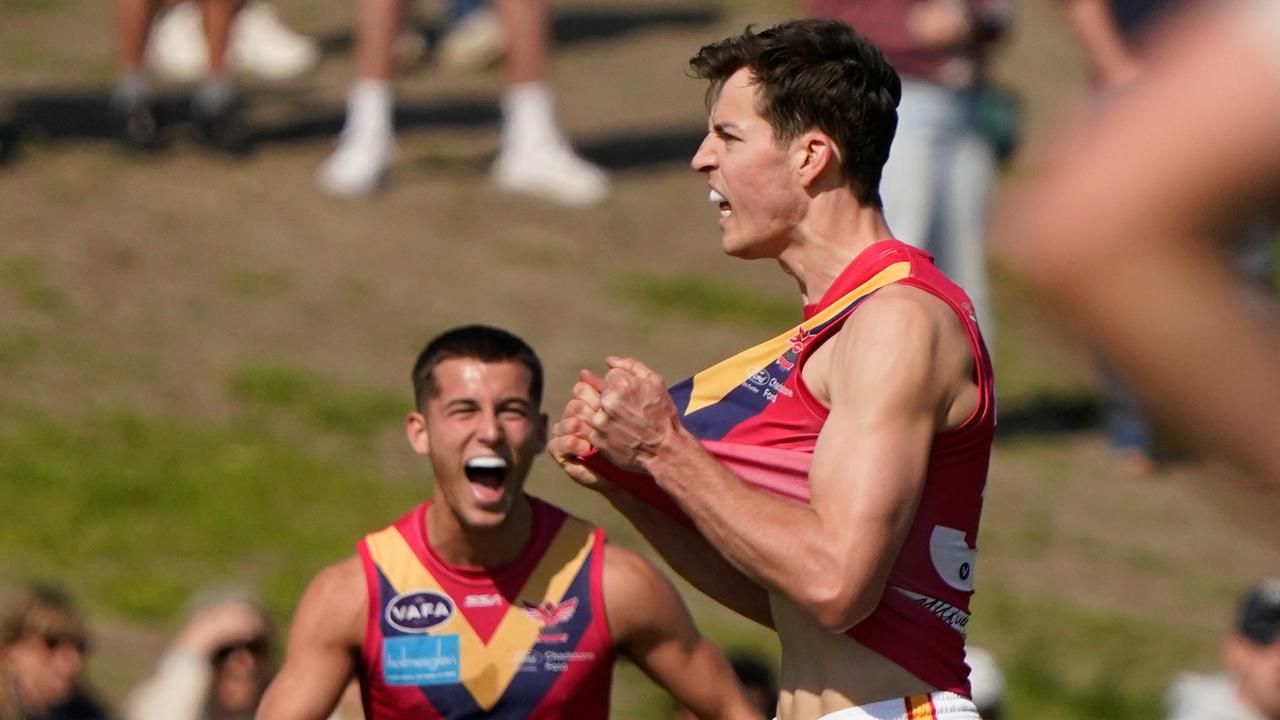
[588,356,681,471]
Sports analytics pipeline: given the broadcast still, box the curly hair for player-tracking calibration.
[690,19,901,208]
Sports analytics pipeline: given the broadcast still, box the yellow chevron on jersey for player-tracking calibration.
[684,261,910,415]
[362,516,595,711]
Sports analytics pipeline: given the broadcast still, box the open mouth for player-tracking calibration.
[709,188,731,218]
[464,456,510,505]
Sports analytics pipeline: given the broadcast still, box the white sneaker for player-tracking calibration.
[437,8,505,71]
[147,2,208,82]
[492,140,609,207]
[147,1,318,82]
[231,2,319,81]
[316,129,394,198]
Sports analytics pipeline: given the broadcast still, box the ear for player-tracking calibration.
[796,132,839,189]
[406,411,431,456]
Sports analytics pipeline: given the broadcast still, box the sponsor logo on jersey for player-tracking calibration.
[464,593,504,608]
[386,590,455,633]
[776,326,812,371]
[521,597,578,644]
[383,634,461,686]
[894,588,970,635]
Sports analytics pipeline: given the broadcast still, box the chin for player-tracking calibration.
[460,501,515,529]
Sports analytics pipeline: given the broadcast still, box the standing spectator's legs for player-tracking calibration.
[192,0,249,152]
[317,0,400,196]
[939,99,996,340]
[881,80,996,338]
[489,0,607,206]
[114,0,164,149]
[319,0,607,204]
[878,80,941,253]
[114,0,248,151]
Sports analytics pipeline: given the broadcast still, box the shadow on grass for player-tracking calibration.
[3,89,705,171]
[996,389,1103,442]
[316,4,721,58]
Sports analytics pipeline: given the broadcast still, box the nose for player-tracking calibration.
[475,409,504,444]
[691,134,716,174]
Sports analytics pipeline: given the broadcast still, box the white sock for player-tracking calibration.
[344,79,393,139]
[501,80,561,153]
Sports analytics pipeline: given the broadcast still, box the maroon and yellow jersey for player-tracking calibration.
[585,239,996,696]
[355,497,615,719]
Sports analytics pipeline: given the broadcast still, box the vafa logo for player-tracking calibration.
[386,590,455,633]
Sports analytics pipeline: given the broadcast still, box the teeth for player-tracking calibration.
[708,189,726,204]
[466,456,509,470]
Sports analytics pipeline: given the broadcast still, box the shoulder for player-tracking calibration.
[292,555,366,647]
[830,283,969,374]
[312,554,366,596]
[602,542,666,597]
[601,543,686,636]
[846,283,958,338]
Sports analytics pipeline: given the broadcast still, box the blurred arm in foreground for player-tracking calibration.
[993,0,1280,480]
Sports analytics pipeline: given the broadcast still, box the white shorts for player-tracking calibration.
[781,691,980,720]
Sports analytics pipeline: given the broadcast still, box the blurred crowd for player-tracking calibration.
[5,578,1279,719]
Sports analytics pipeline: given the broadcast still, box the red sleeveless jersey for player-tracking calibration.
[585,239,995,696]
[355,497,615,719]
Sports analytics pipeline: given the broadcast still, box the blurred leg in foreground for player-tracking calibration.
[1062,0,1279,474]
[994,0,1280,481]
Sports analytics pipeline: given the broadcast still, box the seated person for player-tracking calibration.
[1167,579,1280,720]
[0,584,110,720]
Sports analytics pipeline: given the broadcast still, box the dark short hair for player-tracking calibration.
[411,325,543,411]
[690,18,901,208]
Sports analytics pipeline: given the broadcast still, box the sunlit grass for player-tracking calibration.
[613,271,797,330]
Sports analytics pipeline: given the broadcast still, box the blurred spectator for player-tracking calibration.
[670,650,777,719]
[125,595,271,720]
[0,585,111,720]
[113,0,249,153]
[146,1,319,82]
[1061,0,1278,475]
[807,0,1012,338]
[966,646,1005,720]
[1166,578,1280,720]
[317,0,608,203]
[125,595,358,720]
[993,0,1280,481]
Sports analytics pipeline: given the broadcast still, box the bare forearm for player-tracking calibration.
[637,431,860,627]
[606,486,773,627]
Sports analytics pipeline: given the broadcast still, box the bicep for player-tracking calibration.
[257,561,364,720]
[808,295,945,588]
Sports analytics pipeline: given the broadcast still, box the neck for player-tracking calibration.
[425,495,534,568]
[776,189,892,304]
